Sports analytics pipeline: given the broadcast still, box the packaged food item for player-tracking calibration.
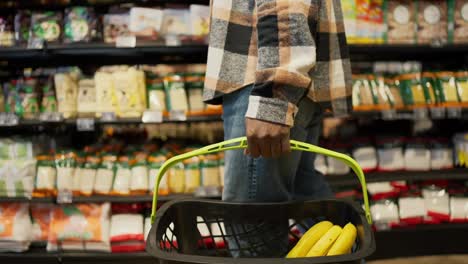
[112,68,146,118]
[16,78,40,119]
[370,200,399,230]
[201,154,220,188]
[9,159,36,198]
[148,152,169,195]
[164,73,188,112]
[112,155,131,195]
[64,7,98,43]
[161,9,191,37]
[436,71,460,105]
[352,140,377,172]
[13,139,33,159]
[72,152,85,195]
[55,151,76,194]
[369,75,392,108]
[449,0,468,44]
[314,154,328,175]
[430,138,453,170]
[404,139,430,171]
[94,153,117,195]
[0,15,14,47]
[94,71,117,116]
[183,150,200,193]
[40,77,58,113]
[29,11,62,46]
[47,203,110,252]
[398,73,426,107]
[144,216,151,241]
[386,78,405,108]
[342,0,358,43]
[398,196,426,224]
[377,137,405,171]
[185,73,205,112]
[129,7,163,40]
[5,80,17,114]
[146,73,166,112]
[422,186,450,221]
[110,214,145,252]
[386,0,416,44]
[189,5,210,42]
[77,78,96,117]
[54,71,79,119]
[103,14,130,43]
[356,0,372,43]
[352,75,377,110]
[130,152,149,194]
[14,10,31,45]
[169,162,185,194]
[0,203,32,252]
[450,197,468,222]
[417,0,448,44]
[80,155,100,196]
[369,0,385,44]
[455,71,468,103]
[31,204,52,241]
[420,72,439,105]
[34,155,57,197]
[218,152,225,187]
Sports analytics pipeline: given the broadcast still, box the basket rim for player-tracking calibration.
[146,198,376,264]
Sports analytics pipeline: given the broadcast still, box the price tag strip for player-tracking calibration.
[169,110,187,121]
[76,118,95,131]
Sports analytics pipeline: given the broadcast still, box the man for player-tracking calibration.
[203,0,351,255]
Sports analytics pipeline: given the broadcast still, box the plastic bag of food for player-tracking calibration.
[352,75,375,110]
[201,154,220,188]
[15,78,40,119]
[112,155,131,195]
[370,199,400,230]
[14,10,31,45]
[55,151,76,194]
[161,9,190,37]
[430,138,453,170]
[113,68,146,118]
[72,152,85,195]
[436,71,460,105]
[80,155,100,196]
[64,7,98,43]
[110,213,145,252]
[0,203,32,252]
[94,71,117,116]
[129,7,163,40]
[130,151,148,194]
[377,137,405,171]
[40,76,58,113]
[189,5,210,42]
[422,186,450,222]
[450,197,468,222]
[398,196,426,224]
[185,73,205,112]
[352,140,377,172]
[0,15,14,47]
[404,138,430,171]
[94,153,116,195]
[77,78,96,117]
[164,73,188,112]
[146,72,166,112]
[34,155,57,197]
[54,71,79,119]
[31,204,53,241]
[9,159,36,198]
[148,152,169,195]
[29,11,62,47]
[103,14,130,43]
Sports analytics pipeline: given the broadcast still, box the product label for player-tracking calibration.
[424,5,441,24]
[394,5,410,24]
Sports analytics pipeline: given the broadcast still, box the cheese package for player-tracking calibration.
[130,152,149,194]
[129,7,163,40]
[54,71,79,119]
[34,155,57,197]
[77,78,97,117]
[31,204,53,241]
[189,5,210,42]
[94,153,117,195]
[55,151,76,195]
[94,71,117,116]
[112,155,131,195]
[164,73,189,112]
[112,68,146,118]
[386,0,416,44]
[80,155,100,196]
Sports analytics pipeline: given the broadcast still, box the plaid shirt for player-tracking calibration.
[203,0,352,127]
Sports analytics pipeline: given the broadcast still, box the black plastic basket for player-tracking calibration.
[146,137,375,263]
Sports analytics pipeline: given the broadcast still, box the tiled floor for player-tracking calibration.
[369,255,468,264]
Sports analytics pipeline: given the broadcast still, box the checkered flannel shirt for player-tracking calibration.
[203,0,352,126]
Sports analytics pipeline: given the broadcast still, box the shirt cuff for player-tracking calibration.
[245,95,298,127]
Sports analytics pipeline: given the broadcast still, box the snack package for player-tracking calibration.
[0,15,14,47]
[352,141,377,172]
[34,155,57,197]
[94,153,117,195]
[16,78,40,119]
[29,11,62,47]
[422,186,450,221]
[0,203,32,252]
[146,73,166,112]
[456,71,468,103]
[404,139,430,171]
[369,0,386,44]
[450,197,468,222]
[103,14,130,43]
[377,137,405,171]
[148,152,169,195]
[183,150,201,194]
[54,71,79,119]
[55,151,76,194]
[185,73,205,112]
[436,71,460,105]
[161,9,191,37]
[64,7,98,43]
[356,0,372,43]
[430,138,453,170]
[386,0,416,44]
[14,10,31,45]
[164,73,188,112]
[129,7,163,40]
[9,159,36,198]
[31,204,53,241]
[449,0,468,44]
[420,72,439,105]
[398,196,426,224]
[110,214,145,252]
[417,0,448,44]
[130,152,149,194]
[189,5,210,42]
[80,155,100,196]
[40,77,58,113]
[112,155,131,195]
[77,78,96,117]
[94,71,117,115]
[342,0,358,43]
[47,203,110,252]
[370,199,399,230]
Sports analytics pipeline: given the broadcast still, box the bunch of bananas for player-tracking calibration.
[286,221,357,258]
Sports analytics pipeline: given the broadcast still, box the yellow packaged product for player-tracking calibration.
[54,72,79,119]
[183,150,200,194]
[94,71,117,116]
[436,72,460,105]
[455,71,468,104]
[201,154,220,188]
[148,152,169,195]
[113,68,146,118]
[169,162,185,194]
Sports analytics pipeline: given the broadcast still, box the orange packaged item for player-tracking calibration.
[0,203,32,244]
[31,204,53,241]
[112,155,131,195]
[55,151,76,195]
[80,155,100,196]
[33,155,57,197]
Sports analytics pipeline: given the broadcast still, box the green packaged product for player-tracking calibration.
[436,72,460,105]
[455,71,468,103]
[40,77,58,113]
[29,11,62,46]
[185,73,205,112]
[421,72,440,105]
[164,73,188,112]
[64,7,98,43]
[146,73,166,112]
[17,78,40,118]
[398,73,426,106]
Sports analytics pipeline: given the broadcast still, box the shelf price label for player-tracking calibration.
[430,107,446,119]
[447,107,462,119]
[169,110,187,121]
[76,118,95,131]
[39,112,63,122]
[100,112,117,122]
[413,108,429,120]
[57,190,73,204]
[142,110,163,123]
[381,109,397,120]
[0,113,19,126]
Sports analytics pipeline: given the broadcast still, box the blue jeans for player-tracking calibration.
[222,85,332,257]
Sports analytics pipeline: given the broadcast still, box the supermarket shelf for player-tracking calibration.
[1,0,210,9]
[1,44,468,67]
[370,223,468,260]
[0,194,199,203]
[327,169,468,187]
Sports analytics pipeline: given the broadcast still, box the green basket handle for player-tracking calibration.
[151,137,372,225]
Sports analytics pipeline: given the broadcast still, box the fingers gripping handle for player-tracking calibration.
[150,137,372,225]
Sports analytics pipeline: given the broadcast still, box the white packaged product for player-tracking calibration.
[80,156,99,196]
[352,145,377,172]
[54,71,79,119]
[377,138,405,171]
[112,156,131,195]
[129,7,163,37]
[398,197,426,219]
[430,140,453,170]
[0,203,32,245]
[314,154,328,175]
[422,186,450,219]
[77,79,96,116]
[450,197,468,222]
[370,200,399,224]
[94,154,116,195]
[55,152,75,193]
[404,140,430,171]
[130,154,149,193]
[110,214,144,242]
[94,71,116,115]
[326,155,350,175]
[35,155,57,195]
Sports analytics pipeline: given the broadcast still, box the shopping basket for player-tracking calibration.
[147,137,375,264]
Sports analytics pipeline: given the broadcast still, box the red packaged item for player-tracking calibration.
[422,186,450,222]
[110,214,145,252]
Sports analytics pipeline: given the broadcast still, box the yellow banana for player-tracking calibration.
[327,223,357,256]
[306,225,342,257]
[286,221,333,258]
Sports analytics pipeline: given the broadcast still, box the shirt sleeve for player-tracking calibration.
[245,0,352,126]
